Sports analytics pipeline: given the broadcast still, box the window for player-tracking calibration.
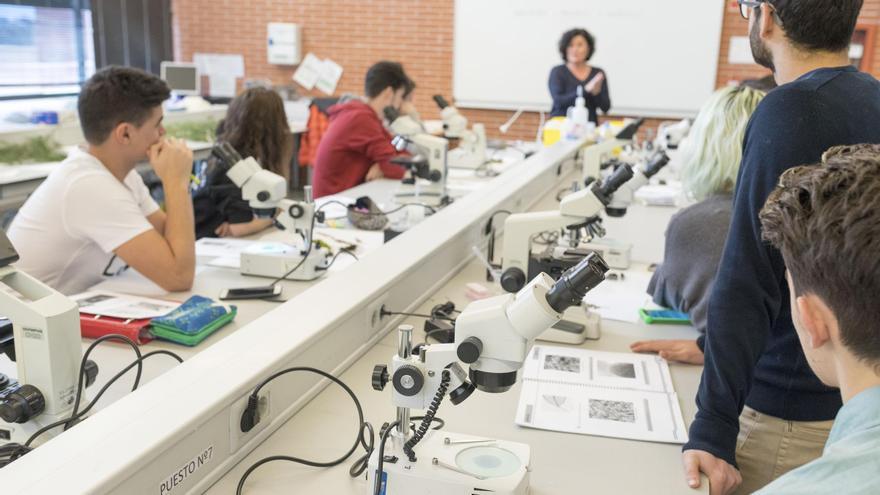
[0,1,95,99]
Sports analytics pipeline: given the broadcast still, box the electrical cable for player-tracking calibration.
[371,420,401,495]
[235,367,370,495]
[402,370,450,462]
[380,308,455,322]
[66,334,143,431]
[316,249,358,272]
[483,209,512,235]
[1,347,183,467]
[319,199,437,220]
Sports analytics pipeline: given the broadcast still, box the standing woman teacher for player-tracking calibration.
[548,28,610,123]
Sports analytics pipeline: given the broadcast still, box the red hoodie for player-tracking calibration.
[312,99,406,198]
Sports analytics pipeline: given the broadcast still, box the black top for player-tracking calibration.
[647,195,732,351]
[548,64,611,122]
[686,66,880,467]
[192,157,254,239]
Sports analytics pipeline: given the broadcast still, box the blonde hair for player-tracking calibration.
[679,85,766,201]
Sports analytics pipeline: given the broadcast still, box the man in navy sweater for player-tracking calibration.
[683,1,880,494]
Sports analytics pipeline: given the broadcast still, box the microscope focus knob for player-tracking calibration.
[457,337,483,364]
[257,191,270,202]
[372,365,389,391]
[392,365,424,397]
[500,267,526,293]
[0,384,45,424]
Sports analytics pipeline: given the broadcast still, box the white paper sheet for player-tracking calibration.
[582,269,653,323]
[196,238,260,259]
[315,58,343,95]
[516,345,688,444]
[208,74,237,98]
[292,52,322,90]
[193,53,245,77]
[71,291,179,319]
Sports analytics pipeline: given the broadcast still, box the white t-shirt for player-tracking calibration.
[8,148,160,295]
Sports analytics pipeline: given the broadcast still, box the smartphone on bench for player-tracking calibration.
[219,285,282,301]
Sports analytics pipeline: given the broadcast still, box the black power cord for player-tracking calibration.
[234,365,452,494]
[235,367,371,495]
[402,370,450,462]
[319,199,437,220]
[315,249,359,272]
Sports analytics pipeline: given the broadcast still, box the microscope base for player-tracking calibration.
[448,149,486,170]
[366,430,530,495]
[239,243,328,281]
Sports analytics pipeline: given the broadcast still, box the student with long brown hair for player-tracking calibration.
[194,87,294,238]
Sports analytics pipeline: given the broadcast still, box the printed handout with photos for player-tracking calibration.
[515,345,688,444]
[71,291,180,320]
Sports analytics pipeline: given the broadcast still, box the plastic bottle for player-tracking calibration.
[563,86,590,140]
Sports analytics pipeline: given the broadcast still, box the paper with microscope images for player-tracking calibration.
[515,345,688,444]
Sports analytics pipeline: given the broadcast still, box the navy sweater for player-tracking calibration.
[686,66,880,467]
[548,64,610,122]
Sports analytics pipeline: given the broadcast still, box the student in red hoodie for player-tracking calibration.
[312,61,411,197]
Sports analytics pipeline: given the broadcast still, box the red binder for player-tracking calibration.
[79,313,154,344]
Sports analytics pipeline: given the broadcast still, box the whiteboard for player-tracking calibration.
[453,0,725,118]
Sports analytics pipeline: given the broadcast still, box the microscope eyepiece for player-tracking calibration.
[545,252,609,314]
[433,95,450,109]
[594,164,635,203]
[643,151,671,179]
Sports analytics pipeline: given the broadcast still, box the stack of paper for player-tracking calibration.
[582,269,652,323]
[516,345,688,444]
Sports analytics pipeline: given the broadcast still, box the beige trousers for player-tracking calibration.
[732,406,833,494]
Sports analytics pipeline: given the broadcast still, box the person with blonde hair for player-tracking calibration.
[631,85,765,365]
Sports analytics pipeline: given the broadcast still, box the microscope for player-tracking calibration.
[0,230,97,445]
[433,95,487,170]
[369,253,609,495]
[211,143,330,280]
[602,117,690,217]
[581,118,644,184]
[500,164,633,294]
[387,108,451,207]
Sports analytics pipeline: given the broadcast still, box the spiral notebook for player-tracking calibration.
[515,345,688,444]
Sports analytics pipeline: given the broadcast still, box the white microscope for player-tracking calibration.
[581,118,644,184]
[368,253,609,495]
[433,95,487,170]
[499,163,634,294]
[0,230,97,445]
[387,108,451,207]
[211,143,330,281]
[603,117,691,217]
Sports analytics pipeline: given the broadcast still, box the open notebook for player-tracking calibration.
[515,345,688,444]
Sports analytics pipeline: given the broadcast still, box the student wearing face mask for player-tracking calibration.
[548,28,610,124]
[312,61,411,198]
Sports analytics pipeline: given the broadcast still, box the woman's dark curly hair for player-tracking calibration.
[558,28,595,62]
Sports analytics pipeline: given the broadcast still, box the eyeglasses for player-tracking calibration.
[738,0,777,20]
[102,254,130,277]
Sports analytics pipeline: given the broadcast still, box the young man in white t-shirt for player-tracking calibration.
[8,66,196,294]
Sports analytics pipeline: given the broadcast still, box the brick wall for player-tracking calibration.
[171,0,880,142]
